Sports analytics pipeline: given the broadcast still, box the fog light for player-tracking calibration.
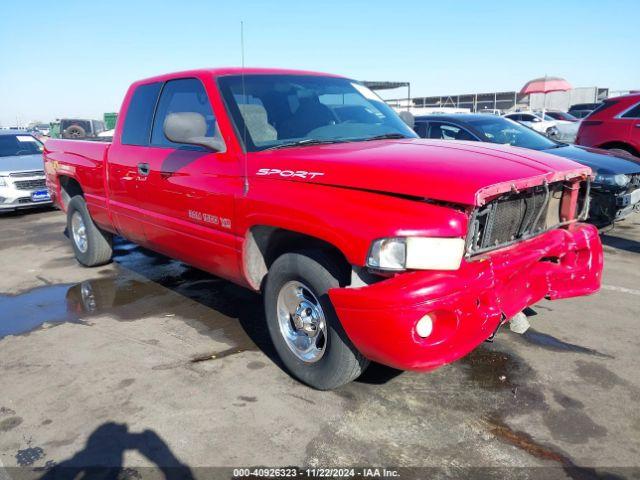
[416,314,434,338]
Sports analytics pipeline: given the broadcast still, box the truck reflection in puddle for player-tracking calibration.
[0,283,79,338]
[0,275,263,359]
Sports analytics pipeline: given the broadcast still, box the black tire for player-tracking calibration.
[264,251,369,390]
[67,195,113,267]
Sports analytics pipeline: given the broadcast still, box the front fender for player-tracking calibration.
[239,179,470,267]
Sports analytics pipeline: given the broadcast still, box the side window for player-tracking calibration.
[621,102,640,119]
[151,78,217,148]
[428,122,462,140]
[414,122,428,138]
[121,82,162,146]
[507,114,520,121]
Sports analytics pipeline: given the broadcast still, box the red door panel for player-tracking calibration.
[106,143,149,245]
[136,147,244,282]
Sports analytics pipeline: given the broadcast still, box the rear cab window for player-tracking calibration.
[121,82,162,146]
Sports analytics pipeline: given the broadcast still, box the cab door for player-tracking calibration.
[134,77,244,280]
[107,81,162,245]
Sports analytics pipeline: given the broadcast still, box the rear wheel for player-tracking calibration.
[264,251,369,390]
[67,196,113,267]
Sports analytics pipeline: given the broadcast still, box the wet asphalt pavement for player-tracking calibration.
[0,208,639,478]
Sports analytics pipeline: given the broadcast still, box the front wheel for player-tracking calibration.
[67,195,113,267]
[264,251,369,390]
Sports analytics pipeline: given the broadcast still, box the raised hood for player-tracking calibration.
[251,139,590,206]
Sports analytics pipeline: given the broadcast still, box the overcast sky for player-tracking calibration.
[1,0,638,126]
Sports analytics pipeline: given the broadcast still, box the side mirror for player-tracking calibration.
[163,112,225,152]
[398,111,415,129]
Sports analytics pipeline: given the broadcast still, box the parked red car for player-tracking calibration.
[43,68,603,389]
[576,93,640,157]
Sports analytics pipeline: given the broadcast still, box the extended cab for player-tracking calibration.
[44,68,603,389]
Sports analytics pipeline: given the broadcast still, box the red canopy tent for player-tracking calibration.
[520,76,572,116]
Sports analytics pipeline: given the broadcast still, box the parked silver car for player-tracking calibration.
[0,130,52,212]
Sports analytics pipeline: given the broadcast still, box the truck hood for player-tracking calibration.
[251,139,590,206]
[0,154,45,176]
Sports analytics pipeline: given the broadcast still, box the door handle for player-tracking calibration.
[635,123,640,128]
[137,163,150,176]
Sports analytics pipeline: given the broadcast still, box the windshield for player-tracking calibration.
[465,116,558,151]
[217,74,416,151]
[0,134,44,157]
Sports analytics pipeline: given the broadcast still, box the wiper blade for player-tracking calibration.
[362,133,410,141]
[263,139,343,151]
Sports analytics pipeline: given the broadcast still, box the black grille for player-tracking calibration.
[467,182,565,255]
[14,179,46,190]
[18,197,32,204]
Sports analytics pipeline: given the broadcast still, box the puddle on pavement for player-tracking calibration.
[0,284,81,338]
[1,238,264,356]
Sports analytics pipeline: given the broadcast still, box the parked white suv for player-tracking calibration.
[0,130,51,212]
[502,112,559,138]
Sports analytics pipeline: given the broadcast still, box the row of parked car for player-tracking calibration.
[411,93,640,226]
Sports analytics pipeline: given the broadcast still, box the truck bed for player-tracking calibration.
[44,139,111,223]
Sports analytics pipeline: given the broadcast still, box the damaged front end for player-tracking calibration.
[466,178,591,256]
[329,176,602,372]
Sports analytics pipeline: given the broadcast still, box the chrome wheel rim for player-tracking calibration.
[276,280,327,363]
[71,211,88,253]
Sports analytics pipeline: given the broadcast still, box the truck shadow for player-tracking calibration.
[105,238,404,384]
[106,237,281,367]
[37,422,193,479]
[600,233,640,254]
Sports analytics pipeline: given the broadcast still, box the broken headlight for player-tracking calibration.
[367,237,465,272]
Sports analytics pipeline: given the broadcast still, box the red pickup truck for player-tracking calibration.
[44,68,603,389]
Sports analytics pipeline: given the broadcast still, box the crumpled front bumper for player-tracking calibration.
[329,223,603,371]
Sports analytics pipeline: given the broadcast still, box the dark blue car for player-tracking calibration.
[413,114,640,227]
